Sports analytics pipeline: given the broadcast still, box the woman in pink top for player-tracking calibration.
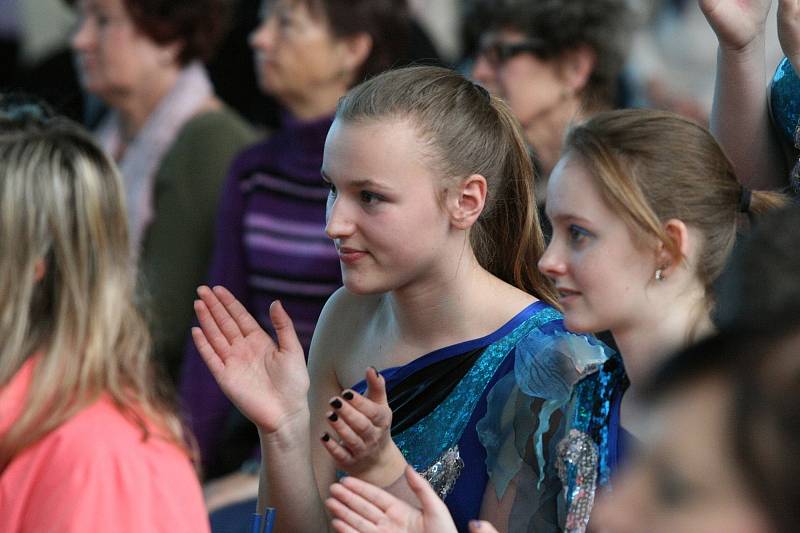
[0,101,209,533]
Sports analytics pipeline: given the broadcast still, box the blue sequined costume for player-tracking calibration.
[556,353,629,531]
[476,318,620,532]
[770,56,800,193]
[352,302,612,532]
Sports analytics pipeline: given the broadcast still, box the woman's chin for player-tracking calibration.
[342,274,391,296]
[342,281,381,296]
[562,315,603,335]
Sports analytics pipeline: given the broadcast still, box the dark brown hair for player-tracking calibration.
[715,205,800,328]
[469,0,633,109]
[122,0,231,65]
[335,65,558,306]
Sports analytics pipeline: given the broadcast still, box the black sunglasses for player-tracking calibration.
[479,40,548,67]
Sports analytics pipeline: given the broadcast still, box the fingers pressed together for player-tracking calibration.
[321,376,392,468]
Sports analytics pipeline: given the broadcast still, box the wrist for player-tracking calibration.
[356,441,408,488]
[718,33,766,61]
[258,408,311,451]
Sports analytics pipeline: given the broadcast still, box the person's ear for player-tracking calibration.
[338,32,373,80]
[557,44,597,94]
[654,219,691,279]
[448,174,488,230]
[34,258,47,283]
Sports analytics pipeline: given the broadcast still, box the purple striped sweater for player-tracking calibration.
[179,114,340,472]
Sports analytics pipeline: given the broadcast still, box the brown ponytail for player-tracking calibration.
[474,97,558,305]
[749,190,787,216]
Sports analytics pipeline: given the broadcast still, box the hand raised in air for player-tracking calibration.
[192,285,310,434]
[699,0,772,52]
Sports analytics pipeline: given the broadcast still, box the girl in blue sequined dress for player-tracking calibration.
[189,65,607,532]
[325,109,784,533]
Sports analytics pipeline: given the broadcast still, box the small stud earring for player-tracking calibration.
[655,268,664,281]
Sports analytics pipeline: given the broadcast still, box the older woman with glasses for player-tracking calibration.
[467,0,634,187]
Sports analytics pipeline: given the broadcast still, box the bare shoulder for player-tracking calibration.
[305,288,384,492]
[307,287,382,386]
[487,278,540,317]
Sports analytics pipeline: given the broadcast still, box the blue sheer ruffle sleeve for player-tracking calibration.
[477,327,611,530]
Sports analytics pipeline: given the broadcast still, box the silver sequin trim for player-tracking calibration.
[422,445,464,500]
[557,429,599,533]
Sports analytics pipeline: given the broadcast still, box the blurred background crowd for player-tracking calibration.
[2,1,800,532]
[0,0,785,127]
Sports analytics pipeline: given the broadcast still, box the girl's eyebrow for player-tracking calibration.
[349,178,392,190]
[320,170,394,191]
[546,210,592,225]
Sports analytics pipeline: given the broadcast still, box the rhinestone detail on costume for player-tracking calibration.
[422,445,465,500]
[557,429,599,533]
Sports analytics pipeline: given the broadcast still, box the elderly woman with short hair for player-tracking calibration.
[468,0,634,180]
[71,0,256,381]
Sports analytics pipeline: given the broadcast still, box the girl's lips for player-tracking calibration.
[557,288,581,300]
[338,248,367,265]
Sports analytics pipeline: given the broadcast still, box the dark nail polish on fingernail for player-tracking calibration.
[328,412,338,422]
[342,391,354,401]
[321,432,330,442]
[330,398,342,409]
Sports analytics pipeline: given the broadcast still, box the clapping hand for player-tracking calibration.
[321,367,407,487]
[191,285,310,434]
[699,0,772,52]
[326,466,458,533]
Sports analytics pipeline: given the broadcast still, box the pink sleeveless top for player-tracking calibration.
[0,358,210,533]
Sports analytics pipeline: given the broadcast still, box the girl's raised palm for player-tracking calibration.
[699,0,772,51]
[191,285,310,433]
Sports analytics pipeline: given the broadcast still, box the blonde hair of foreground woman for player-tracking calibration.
[0,114,188,470]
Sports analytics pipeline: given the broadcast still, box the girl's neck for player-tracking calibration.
[614,289,713,441]
[381,248,534,354]
[614,292,713,389]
